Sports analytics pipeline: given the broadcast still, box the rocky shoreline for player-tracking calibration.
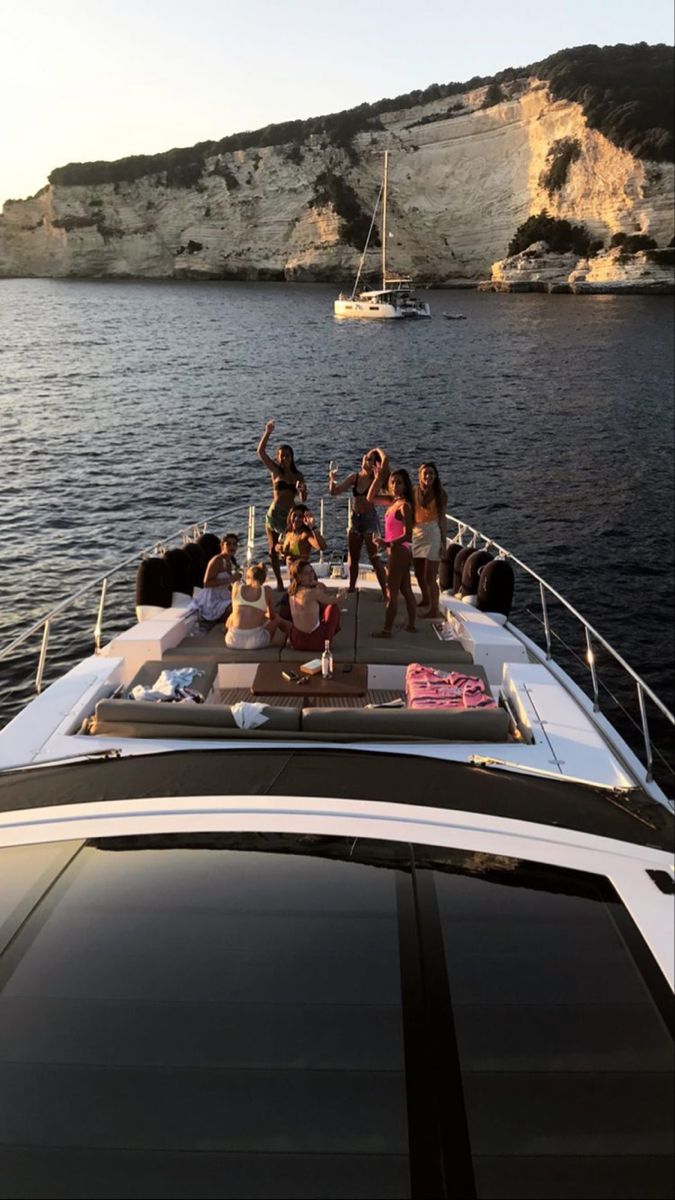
[479,241,674,295]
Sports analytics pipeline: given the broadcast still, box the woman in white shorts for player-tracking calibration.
[412,462,448,619]
[225,563,290,650]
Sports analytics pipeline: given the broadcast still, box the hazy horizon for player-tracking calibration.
[2,0,673,207]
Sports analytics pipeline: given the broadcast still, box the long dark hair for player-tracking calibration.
[390,469,415,506]
[285,504,308,531]
[288,558,312,595]
[418,461,446,513]
[278,443,298,474]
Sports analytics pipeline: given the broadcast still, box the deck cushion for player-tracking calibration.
[163,624,284,664]
[90,699,300,734]
[301,705,510,740]
[124,660,218,701]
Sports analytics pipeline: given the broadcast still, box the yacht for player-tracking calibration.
[334,152,431,320]
[0,499,672,1200]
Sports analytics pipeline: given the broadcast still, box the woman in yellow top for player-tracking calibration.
[280,506,327,563]
[412,462,447,619]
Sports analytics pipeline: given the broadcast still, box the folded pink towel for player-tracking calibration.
[405,663,496,710]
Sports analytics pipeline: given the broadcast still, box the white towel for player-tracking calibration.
[230,701,269,729]
[130,668,203,702]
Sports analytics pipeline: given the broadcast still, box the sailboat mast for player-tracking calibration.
[381,151,388,290]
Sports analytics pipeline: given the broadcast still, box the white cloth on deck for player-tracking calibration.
[230,701,270,729]
[130,668,203,702]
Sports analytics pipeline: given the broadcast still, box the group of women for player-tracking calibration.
[252,420,448,641]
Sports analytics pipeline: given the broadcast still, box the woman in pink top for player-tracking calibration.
[367,455,417,638]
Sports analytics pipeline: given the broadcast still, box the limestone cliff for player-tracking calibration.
[1,76,673,283]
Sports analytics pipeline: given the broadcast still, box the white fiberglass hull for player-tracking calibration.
[334,299,431,320]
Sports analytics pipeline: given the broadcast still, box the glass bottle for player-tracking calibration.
[321,639,333,679]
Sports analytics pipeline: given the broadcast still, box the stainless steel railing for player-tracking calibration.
[0,496,329,696]
[0,504,252,692]
[447,514,675,784]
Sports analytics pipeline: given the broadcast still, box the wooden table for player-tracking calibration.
[251,662,368,700]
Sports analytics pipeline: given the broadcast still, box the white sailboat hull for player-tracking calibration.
[334,298,431,320]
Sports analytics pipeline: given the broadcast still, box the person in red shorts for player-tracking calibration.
[288,560,342,651]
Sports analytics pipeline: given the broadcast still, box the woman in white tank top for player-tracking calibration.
[225,563,290,650]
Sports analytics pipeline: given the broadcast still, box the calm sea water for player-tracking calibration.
[1,279,673,743]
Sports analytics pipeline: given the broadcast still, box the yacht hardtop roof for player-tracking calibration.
[2,748,672,852]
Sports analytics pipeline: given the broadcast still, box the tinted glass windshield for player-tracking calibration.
[0,835,672,1198]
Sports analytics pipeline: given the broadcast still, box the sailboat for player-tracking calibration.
[334,151,431,320]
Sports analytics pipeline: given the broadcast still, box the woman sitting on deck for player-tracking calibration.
[191,537,237,628]
[279,506,327,564]
[225,563,290,650]
[288,560,342,652]
[367,455,417,638]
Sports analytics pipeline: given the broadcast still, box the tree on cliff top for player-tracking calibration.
[48,43,673,190]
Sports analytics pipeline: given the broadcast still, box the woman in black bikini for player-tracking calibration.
[328,448,388,597]
[257,419,306,589]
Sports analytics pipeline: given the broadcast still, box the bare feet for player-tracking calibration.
[371,630,392,639]
[405,625,417,632]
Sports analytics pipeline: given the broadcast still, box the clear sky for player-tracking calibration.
[1,0,673,206]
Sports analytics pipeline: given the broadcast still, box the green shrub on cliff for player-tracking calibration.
[481,82,506,109]
[539,138,582,194]
[507,212,594,257]
[528,43,673,162]
[310,172,378,250]
[610,232,658,252]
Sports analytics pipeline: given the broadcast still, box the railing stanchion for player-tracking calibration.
[35,620,50,695]
[94,578,108,653]
[585,628,600,711]
[540,582,552,660]
[637,682,654,783]
[319,498,325,564]
[246,505,255,565]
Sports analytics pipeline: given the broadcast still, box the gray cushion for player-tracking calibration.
[89,722,305,740]
[301,705,510,741]
[91,699,300,733]
[164,624,284,664]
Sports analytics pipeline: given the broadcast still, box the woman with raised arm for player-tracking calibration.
[367,454,417,637]
[412,462,448,618]
[328,448,388,597]
[257,419,307,590]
